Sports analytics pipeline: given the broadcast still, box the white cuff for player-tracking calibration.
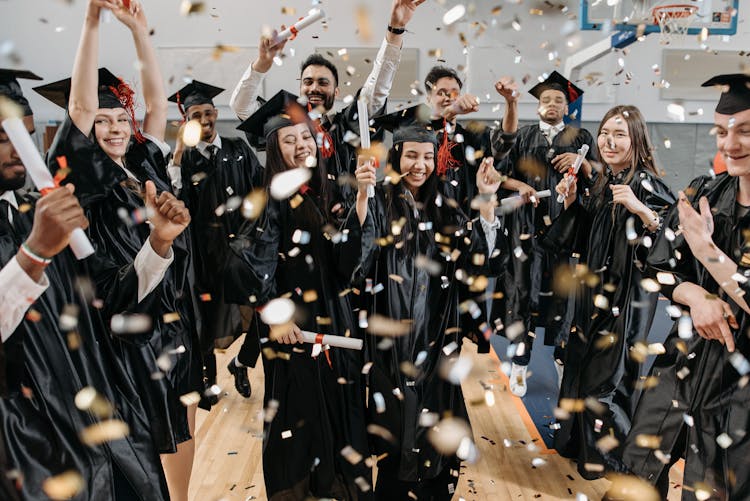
[0,256,49,342]
[361,37,402,115]
[167,163,183,193]
[142,132,172,159]
[134,237,174,303]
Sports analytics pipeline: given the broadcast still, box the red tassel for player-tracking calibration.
[437,120,460,177]
[307,103,334,159]
[175,91,187,123]
[108,78,146,144]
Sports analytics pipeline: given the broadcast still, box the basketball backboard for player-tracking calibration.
[580,0,738,36]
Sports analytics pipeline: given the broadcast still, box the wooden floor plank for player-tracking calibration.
[189,336,682,500]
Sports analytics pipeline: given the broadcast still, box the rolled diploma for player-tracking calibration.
[357,97,375,198]
[301,330,363,350]
[556,143,590,203]
[1,117,95,259]
[270,8,326,47]
[500,189,551,206]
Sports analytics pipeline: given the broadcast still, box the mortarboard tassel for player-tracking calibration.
[308,103,334,159]
[174,91,187,122]
[437,119,460,177]
[109,78,146,143]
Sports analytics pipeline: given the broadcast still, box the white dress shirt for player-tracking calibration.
[166,130,222,194]
[0,190,174,341]
[229,37,403,121]
[539,120,565,144]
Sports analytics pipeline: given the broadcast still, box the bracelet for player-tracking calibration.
[20,242,52,266]
[387,25,406,35]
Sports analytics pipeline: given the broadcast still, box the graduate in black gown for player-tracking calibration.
[548,105,674,479]
[35,2,200,500]
[623,74,750,500]
[168,81,264,402]
[498,72,599,397]
[421,66,519,214]
[352,124,506,500]
[0,68,168,500]
[225,91,371,500]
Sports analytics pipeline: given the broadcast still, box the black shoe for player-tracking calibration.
[227,360,251,398]
[198,380,219,410]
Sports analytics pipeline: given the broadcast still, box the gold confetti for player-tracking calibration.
[179,391,201,407]
[43,470,84,500]
[366,314,412,337]
[605,473,660,501]
[179,0,205,16]
[302,290,319,303]
[75,387,113,419]
[80,419,130,446]
[163,312,181,323]
[634,434,661,449]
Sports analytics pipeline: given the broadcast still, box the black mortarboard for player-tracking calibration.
[236,90,307,139]
[701,73,750,115]
[0,69,42,116]
[371,104,438,146]
[528,71,583,103]
[168,80,224,116]
[33,67,126,109]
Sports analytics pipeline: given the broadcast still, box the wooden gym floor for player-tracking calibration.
[190,336,682,500]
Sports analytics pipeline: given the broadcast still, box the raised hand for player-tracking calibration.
[25,184,89,260]
[611,184,645,215]
[689,293,737,352]
[556,174,576,208]
[356,155,377,199]
[275,323,304,345]
[108,0,147,33]
[494,77,518,103]
[254,30,287,73]
[678,192,715,252]
[476,157,502,195]
[145,180,190,256]
[389,0,426,30]
[551,152,580,173]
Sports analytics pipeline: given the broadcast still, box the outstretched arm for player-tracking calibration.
[230,32,287,120]
[360,0,425,115]
[111,0,167,140]
[69,0,117,135]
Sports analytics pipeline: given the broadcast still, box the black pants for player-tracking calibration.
[375,455,460,501]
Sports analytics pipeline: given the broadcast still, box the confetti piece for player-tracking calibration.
[443,4,466,25]
[604,473,660,501]
[182,119,201,147]
[80,419,130,446]
[111,313,152,334]
[75,387,113,419]
[428,416,472,455]
[366,314,411,337]
[180,391,201,407]
[43,470,84,500]
[180,1,205,16]
[270,167,312,200]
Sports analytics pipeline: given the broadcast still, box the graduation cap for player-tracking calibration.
[168,80,224,117]
[371,104,438,146]
[701,73,750,115]
[236,90,308,140]
[33,67,129,109]
[0,69,42,116]
[528,71,583,103]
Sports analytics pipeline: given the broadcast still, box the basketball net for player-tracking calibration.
[652,4,699,44]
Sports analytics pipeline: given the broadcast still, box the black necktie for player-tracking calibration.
[0,199,10,226]
[207,144,219,161]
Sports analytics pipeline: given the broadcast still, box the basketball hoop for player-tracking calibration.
[652,4,699,44]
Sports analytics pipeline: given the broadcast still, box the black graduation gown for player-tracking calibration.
[0,191,169,500]
[224,188,371,500]
[499,124,598,347]
[544,168,674,479]
[178,137,263,351]
[47,115,203,453]
[348,183,505,491]
[623,173,750,499]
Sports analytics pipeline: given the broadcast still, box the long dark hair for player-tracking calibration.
[264,122,333,225]
[592,105,660,200]
[384,140,452,250]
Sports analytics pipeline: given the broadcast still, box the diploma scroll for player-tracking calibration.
[301,330,363,351]
[556,144,590,203]
[357,97,375,198]
[1,117,95,259]
[270,8,326,48]
[500,189,551,206]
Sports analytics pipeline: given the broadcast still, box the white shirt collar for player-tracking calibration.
[197,134,222,158]
[539,120,565,133]
[0,190,18,210]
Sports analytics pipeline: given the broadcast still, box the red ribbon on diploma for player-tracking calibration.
[314,333,333,368]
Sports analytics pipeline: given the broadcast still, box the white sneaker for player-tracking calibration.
[510,363,528,397]
[555,361,564,389]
